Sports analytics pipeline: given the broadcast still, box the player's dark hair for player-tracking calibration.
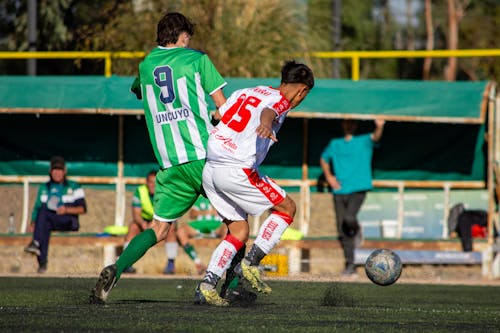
[147,169,157,178]
[157,12,195,46]
[281,60,314,90]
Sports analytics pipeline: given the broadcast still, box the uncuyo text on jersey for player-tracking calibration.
[154,107,191,124]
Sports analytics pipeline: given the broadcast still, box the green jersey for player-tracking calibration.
[136,46,226,169]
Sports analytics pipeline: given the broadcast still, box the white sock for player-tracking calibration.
[166,242,178,260]
[206,239,238,278]
[254,213,291,254]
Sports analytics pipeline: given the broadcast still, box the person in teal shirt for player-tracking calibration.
[320,119,385,276]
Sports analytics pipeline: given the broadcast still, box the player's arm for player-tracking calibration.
[210,89,227,124]
[256,108,277,142]
[56,204,86,216]
[371,119,385,142]
[130,76,142,100]
[57,185,87,216]
[132,206,148,230]
[320,157,340,190]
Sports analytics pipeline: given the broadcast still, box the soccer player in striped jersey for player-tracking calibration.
[194,60,314,306]
[90,12,227,304]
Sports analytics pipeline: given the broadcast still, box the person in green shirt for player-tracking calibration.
[90,12,228,305]
[121,170,210,276]
[172,195,227,275]
[24,156,87,273]
[121,170,179,275]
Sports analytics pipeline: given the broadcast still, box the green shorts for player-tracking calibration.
[154,159,206,221]
[189,219,223,234]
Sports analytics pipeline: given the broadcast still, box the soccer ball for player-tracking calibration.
[364,249,402,286]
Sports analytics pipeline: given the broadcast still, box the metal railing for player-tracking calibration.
[0,51,146,77]
[1,49,499,79]
[0,174,485,241]
[310,49,500,80]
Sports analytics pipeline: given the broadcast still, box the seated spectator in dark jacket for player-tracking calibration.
[448,203,498,252]
[24,156,87,273]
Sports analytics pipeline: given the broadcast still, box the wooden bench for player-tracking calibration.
[0,234,481,249]
[276,237,489,274]
[0,233,123,247]
[0,233,124,267]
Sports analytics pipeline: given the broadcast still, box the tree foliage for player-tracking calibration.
[0,0,125,51]
[448,0,499,81]
[0,0,127,74]
[419,0,499,81]
[0,0,498,80]
[78,0,318,77]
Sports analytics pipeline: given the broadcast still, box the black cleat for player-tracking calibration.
[193,283,229,307]
[222,285,257,307]
[89,264,118,305]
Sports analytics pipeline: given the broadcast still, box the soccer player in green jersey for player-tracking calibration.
[90,12,227,304]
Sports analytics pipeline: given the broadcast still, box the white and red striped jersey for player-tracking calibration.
[206,85,290,168]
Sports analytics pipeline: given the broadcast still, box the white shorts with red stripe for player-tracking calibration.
[202,163,286,221]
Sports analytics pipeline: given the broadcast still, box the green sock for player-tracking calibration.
[227,276,239,290]
[115,229,157,280]
[183,243,199,261]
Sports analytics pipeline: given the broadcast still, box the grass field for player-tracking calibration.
[0,276,499,332]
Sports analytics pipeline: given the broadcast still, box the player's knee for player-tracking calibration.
[151,220,173,241]
[227,220,249,243]
[342,216,360,237]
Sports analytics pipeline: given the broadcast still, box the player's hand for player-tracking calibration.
[375,119,385,127]
[56,205,67,215]
[256,124,277,142]
[26,223,35,233]
[326,174,341,190]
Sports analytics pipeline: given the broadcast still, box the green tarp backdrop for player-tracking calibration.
[0,76,490,183]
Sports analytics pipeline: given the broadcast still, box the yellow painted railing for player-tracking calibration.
[1,49,499,79]
[311,49,500,80]
[0,51,146,77]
